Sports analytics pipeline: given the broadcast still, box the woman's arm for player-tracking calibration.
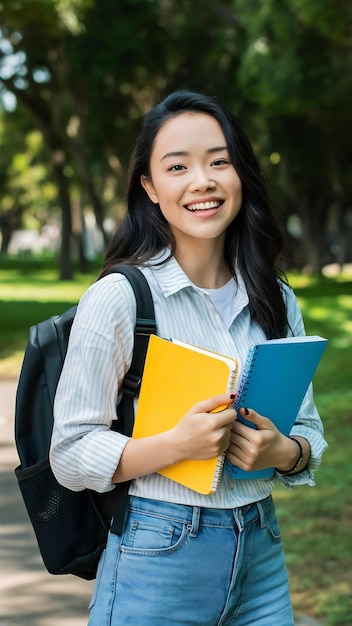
[50,275,138,493]
[113,394,237,483]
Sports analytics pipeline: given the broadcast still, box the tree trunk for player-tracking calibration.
[0,215,18,255]
[0,80,75,278]
[299,198,329,274]
[66,138,108,245]
[50,161,74,280]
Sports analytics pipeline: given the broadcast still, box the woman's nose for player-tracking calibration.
[189,168,216,192]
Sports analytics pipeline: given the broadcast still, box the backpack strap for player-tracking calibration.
[108,265,156,436]
[105,265,156,535]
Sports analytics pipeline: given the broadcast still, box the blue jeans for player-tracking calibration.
[88,495,294,625]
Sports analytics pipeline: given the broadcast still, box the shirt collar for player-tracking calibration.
[147,249,195,297]
[147,248,249,313]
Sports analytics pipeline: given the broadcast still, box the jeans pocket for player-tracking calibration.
[120,511,188,556]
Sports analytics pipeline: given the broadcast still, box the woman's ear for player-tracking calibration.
[141,175,158,204]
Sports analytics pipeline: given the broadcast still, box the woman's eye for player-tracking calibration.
[169,164,185,171]
[212,158,229,166]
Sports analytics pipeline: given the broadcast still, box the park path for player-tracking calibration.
[0,379,93,626]
[0,378,322,626]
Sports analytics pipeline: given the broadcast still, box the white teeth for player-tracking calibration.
[186,201,221,211]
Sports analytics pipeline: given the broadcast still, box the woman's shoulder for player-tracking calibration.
[82,272,137,304]
[74,273,138,331]
[279,277,296,302]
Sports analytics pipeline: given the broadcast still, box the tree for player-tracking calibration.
[0,0,244,276]
[1,0,351,274]
[0,1,90,276]
[233,0,352,271]
[0,114,58,255]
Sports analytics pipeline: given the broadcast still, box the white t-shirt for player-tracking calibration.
[199,278,237,328]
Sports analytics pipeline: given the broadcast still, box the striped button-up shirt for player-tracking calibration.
[50,251,327,508]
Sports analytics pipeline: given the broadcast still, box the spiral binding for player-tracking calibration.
[213,452,226,491]
[213,363,239,491]
[233,346,258,411]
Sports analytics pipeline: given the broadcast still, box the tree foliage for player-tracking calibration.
[0,0,351,276]
[234,0,352,270]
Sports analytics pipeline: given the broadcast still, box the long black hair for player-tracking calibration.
[102,90,288,338]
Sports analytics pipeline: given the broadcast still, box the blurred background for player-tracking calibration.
[0,1,351,625]
[1,0,352,278]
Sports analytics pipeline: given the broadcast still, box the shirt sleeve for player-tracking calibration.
[276,283,328,488]
[50,274,137,493]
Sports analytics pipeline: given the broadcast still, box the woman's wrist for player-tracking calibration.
[276,436,310,476]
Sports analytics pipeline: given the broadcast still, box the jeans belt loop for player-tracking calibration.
[188,506,201,538]
[257,500,267,529]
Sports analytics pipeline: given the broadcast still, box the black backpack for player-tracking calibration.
[14,266,156,580]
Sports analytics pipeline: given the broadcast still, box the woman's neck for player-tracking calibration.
[174,241,232,289]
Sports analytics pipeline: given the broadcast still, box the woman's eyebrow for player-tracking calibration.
[160,146,228,161]
[160,151,188,161]
[207,146,228,154]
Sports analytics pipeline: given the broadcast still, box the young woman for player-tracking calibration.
[50,90,327,625]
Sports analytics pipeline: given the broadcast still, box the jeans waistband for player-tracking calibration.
[128,495,272,530]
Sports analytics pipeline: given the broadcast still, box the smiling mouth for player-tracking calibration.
[185,200,223,212]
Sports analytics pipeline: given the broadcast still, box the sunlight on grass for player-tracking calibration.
[332,336,352,349]
[300,305,332,321]
[290,269,352,287]
[2,285,90,302]
[0,270,94,302]
[0,267,97,377]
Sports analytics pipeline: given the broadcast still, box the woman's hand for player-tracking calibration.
[113,393,236,484]
[225,408,302,472]
[172,394,237,461]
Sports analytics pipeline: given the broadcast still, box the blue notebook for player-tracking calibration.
[225,335,328,480]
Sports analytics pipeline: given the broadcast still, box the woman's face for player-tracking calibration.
[141,112,242,248]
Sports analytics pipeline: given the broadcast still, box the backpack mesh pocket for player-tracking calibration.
[15,459,108,579]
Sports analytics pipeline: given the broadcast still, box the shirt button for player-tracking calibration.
[228,479,235,490]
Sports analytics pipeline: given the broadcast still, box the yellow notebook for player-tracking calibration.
[133,335,238,495]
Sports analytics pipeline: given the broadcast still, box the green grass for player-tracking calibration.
[0,263,98,377]
[0,260,351,625]
[274,273,352,625]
